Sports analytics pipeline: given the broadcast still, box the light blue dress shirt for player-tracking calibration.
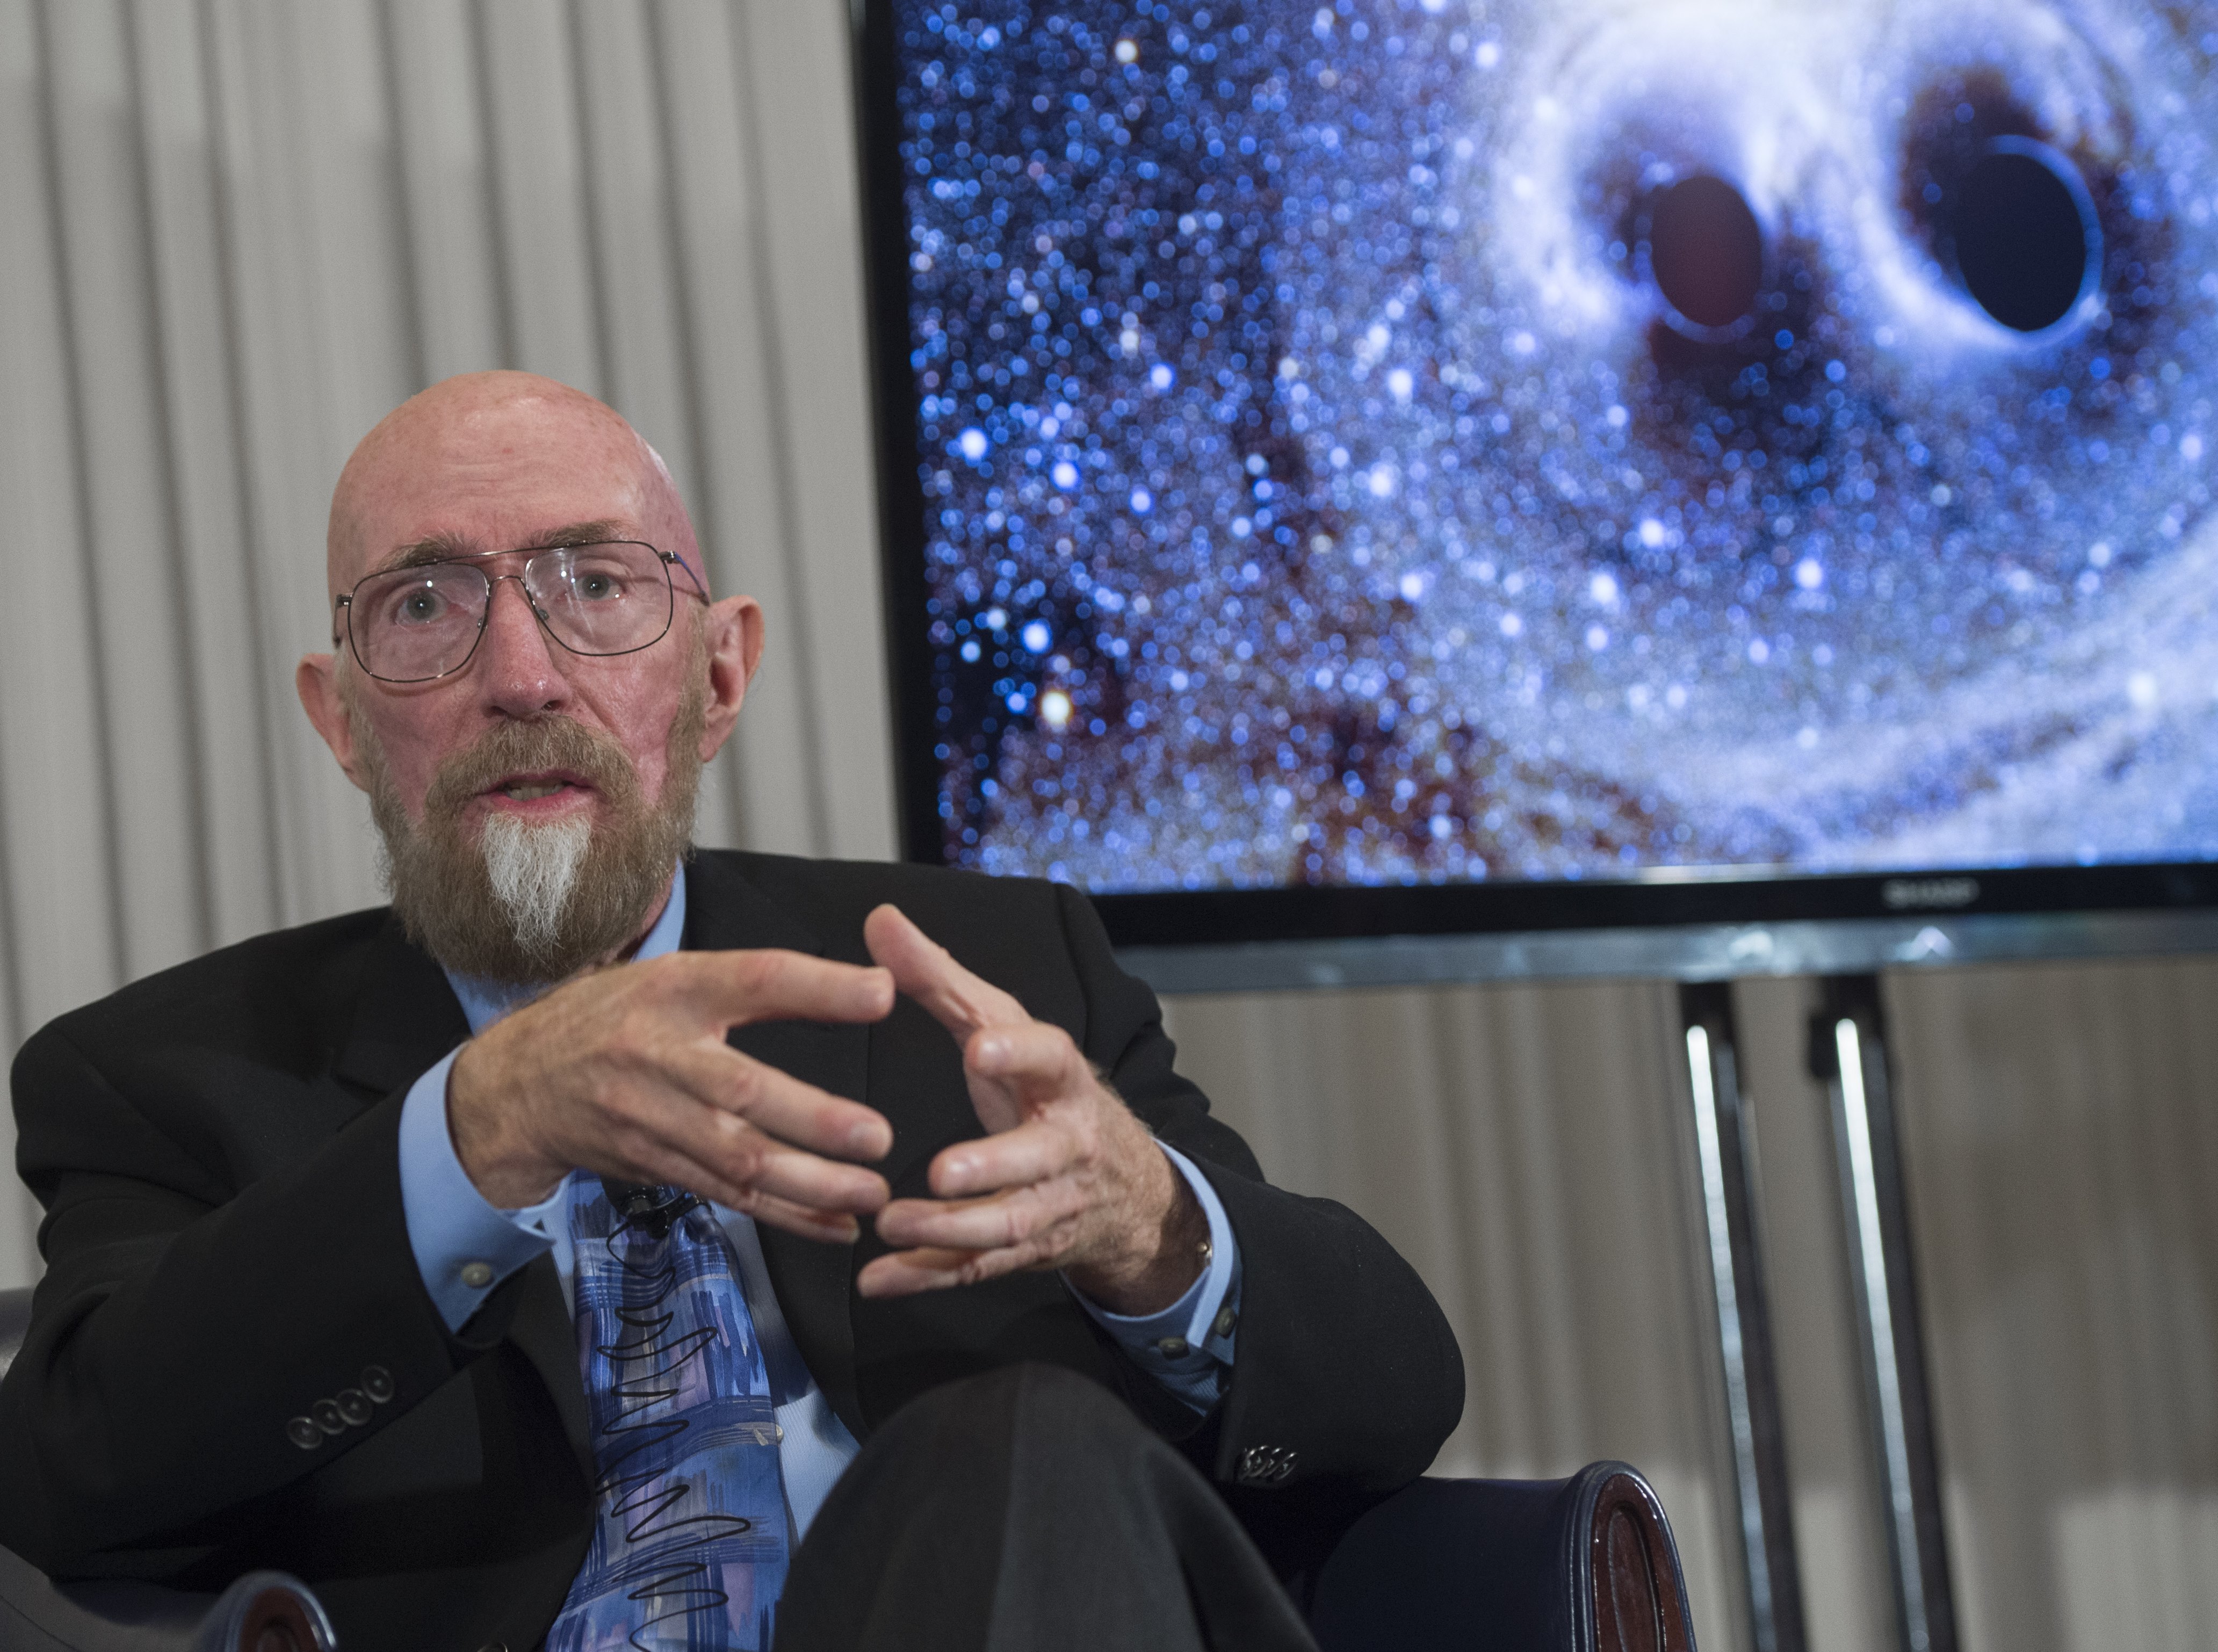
[395,863,1241,1536]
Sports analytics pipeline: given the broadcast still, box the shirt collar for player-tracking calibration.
[444,860,689,1035]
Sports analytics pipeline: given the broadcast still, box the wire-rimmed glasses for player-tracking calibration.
[334,540,706,684]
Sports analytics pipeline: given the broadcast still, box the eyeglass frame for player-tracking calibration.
[331,540,711,684]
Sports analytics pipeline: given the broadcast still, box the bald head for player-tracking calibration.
[326,371,700,600]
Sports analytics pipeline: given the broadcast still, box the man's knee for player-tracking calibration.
[870,1360,1144,1474]
[785,1363,1310,1652]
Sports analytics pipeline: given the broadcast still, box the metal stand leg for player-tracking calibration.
[1808,975,1959,1652]
[1679,983,1807,1652]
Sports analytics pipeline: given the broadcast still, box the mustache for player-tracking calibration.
[420,716,644,826]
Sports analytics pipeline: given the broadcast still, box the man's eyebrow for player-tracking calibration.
[370,520,632,576]
[526,520,630,550]
[375,534,469,574]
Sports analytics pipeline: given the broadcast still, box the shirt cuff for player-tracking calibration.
[397,1047,565,1332]
[1068,1143,1241,1412]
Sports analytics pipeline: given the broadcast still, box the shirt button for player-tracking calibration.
[312,1399,346,1435]
[460,1260,495,1289]
[1155,1336,1190,1359]
[362,1366,396,1404]
[286,1417,324,1451]
[1212,1305,1237,1338]
[336,1389,374,1427]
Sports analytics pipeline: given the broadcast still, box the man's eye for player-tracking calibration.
[389,586,451,626]
[570,563,632,600]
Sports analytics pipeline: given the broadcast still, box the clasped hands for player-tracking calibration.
[447,905,1208,1315]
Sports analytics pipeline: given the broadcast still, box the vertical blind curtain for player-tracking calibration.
[1169,969,2218,1652]
[2,8,2212,1652]
[1882,960,2218,1652]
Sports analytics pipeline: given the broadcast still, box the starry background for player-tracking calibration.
[886,0,2218,894]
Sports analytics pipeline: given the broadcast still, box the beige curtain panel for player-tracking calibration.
[0,6,2211,1652]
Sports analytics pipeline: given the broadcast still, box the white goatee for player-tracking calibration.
[480,811,595,966]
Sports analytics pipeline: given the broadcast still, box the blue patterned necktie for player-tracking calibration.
[547,1178,791,1652]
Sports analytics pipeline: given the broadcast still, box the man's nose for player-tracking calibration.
[474,574,571,715]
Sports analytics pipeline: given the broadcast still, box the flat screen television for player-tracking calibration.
[857,0,2218,953]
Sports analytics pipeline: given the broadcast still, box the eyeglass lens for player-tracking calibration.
[349,542,675,682]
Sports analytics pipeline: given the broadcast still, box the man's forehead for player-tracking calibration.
[366,403,645,502]
[331,389,654,588]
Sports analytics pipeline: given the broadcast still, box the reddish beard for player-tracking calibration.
[350,684,707,984]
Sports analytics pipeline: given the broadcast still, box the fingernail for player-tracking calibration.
[976,1036,1008,1069]
[943,1156,972,1188]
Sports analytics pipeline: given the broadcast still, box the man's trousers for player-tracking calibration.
[774,1364,1321,1652]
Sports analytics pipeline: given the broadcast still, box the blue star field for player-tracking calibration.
[892,0,2218,893]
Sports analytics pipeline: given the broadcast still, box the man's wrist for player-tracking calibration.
[1067,1143,1240,1414]
[399,1050,560,1332]
[447,1039,565,1208]
[1065,1152,1210,1315]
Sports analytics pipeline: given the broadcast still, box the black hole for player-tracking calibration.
[1647,176,1765,332]
[1949,142,2096,332]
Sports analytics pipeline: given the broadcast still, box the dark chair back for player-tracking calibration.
[1308,1461,1697,1652]
[0,1545,335,1652]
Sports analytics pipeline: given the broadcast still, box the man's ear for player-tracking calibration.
[296,652,373,794]
[698,595,764,763]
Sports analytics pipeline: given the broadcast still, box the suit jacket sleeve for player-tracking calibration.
[1049,882,1466,1498]
[0,1018,527,1575]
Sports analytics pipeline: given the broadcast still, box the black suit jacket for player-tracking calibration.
[1,852,1463,1650]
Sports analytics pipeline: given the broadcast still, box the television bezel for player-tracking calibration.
[851,0,2218,955]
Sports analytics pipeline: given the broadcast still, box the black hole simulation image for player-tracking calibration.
[1951,140,2100,333]
[1647,175,1766,334]
[887,0,2218,893]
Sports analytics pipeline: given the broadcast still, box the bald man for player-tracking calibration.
[1,374,1461,1652]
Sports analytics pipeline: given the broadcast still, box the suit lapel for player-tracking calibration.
[508,1254,594,1477]
[330,916,472,1102]
[683,853,872,1441]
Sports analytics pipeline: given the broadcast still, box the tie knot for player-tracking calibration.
[599,1177,696,1238]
